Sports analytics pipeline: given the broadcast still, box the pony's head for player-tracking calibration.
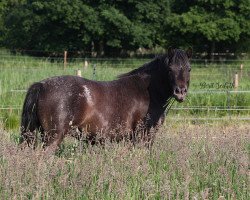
[164,47,192,102]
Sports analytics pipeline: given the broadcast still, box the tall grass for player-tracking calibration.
[0,123,249,199]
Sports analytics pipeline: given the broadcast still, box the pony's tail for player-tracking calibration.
[20,82,43,146]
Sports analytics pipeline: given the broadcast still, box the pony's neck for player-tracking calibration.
[147,59,172,108]
[145,61,173,127]
[119,56,173,110]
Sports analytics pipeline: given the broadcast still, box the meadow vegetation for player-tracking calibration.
[0,123,249,199]
[0,49,250,129]
[0,51,249,199]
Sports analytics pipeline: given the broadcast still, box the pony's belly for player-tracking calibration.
[78,111,135,135]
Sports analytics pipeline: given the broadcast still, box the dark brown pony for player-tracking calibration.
[20,48,192,150]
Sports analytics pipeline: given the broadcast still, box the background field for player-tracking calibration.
[0,51,250,199]
[0,49,250,130]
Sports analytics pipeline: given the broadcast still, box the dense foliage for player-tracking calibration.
[0,0,249,56]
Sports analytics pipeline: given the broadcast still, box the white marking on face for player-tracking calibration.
[82,85,94,105]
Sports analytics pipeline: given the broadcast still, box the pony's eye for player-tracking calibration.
[188,68,191,72]
[168,69,172,73]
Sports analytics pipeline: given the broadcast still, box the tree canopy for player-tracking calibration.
[0,0,249,56]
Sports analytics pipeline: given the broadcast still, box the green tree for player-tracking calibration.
[90,0,171,55]
[168,0,250,56]
[2,0,171,56]
[0,0,8,45]
[3,0,103,53]
[2,0,249,56]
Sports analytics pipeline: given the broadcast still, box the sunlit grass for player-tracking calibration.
[0,50,250,130]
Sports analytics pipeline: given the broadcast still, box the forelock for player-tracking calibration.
[172,49,189,67]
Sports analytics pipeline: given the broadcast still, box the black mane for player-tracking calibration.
[118,54,167,79]
[118,49,189,79]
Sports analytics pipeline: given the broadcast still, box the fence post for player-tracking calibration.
[227,91,231,119]
[9,107,13,115]
[76,69,82,77]
[93,64,96,80]
[64,51,67,70]
[240,64,243,78]
[234,72,238,89]
[84,59,88,70]
[205,59,208,67]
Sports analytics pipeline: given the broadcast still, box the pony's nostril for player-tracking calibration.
[174,87,187,95]
[175,87,181,94]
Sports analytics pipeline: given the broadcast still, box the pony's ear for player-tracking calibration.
[186,47,192,59]
[168,46,175,58]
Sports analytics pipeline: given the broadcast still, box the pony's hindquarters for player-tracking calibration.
[20,82,43,147]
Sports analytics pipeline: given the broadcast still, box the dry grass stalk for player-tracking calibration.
[0,123,249,199]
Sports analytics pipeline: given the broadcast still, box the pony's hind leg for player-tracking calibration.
[42,125,69,153]
[19,128,38,149]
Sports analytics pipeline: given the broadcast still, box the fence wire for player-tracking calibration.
[1,53,250,122]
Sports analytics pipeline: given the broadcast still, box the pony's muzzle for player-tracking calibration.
[173,86,187,102]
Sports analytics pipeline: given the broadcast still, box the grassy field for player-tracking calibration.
[0,50,249,199]
[0,123,249,199]
[1,49,250,129]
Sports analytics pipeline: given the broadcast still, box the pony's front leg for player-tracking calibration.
[141,128,156,150]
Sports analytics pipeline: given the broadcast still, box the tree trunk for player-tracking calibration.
[97,40,104,57]
[91,41,96,57]
[210,41,215,61]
